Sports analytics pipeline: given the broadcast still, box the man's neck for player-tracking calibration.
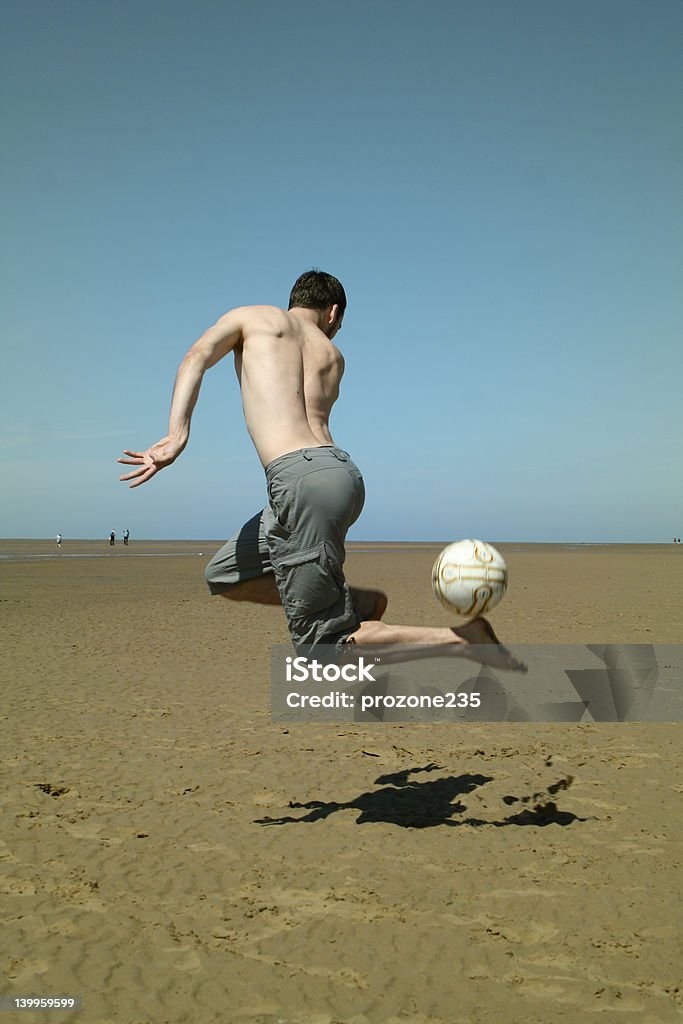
[289,306,323,328]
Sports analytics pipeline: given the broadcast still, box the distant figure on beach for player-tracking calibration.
[123,528,130,546]
[119,270,522,670]
[109,529,116,546]
[55,533,62,549]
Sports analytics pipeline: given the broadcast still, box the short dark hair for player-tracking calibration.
[288,269,347,315]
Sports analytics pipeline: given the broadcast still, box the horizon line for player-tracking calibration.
[0,537,679,546]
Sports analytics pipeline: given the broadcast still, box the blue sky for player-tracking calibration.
[2,0,681,541]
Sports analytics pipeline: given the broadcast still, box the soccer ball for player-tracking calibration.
[432,539,508,618]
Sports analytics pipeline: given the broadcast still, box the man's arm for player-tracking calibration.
[118,310,243,488]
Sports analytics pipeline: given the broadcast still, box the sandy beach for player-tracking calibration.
[1,540,682,1023]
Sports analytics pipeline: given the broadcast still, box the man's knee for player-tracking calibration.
[204,556,249,596]
[204,560,235,595]
[211,574,281,605]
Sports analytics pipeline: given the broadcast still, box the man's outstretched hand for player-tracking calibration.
[118,436,185,488]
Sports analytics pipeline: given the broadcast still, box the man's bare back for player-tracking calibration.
[233,304,345,467]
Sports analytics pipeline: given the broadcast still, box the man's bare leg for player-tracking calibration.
[351,587,388,622]
[345,616,526,672]
[218,576,388,621]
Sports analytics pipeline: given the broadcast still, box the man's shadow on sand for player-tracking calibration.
[255,763,585,828]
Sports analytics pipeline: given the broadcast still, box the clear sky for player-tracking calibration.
[2,0,681,542]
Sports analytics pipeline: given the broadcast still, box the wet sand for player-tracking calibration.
[1,541,682,1023]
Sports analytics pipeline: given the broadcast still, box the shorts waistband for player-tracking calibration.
[265,446,351,478]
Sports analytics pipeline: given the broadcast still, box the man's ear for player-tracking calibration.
[328,303,341,328]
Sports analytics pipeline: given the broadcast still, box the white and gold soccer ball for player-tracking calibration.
[432,539,508,618]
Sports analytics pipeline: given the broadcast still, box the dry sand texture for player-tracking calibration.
[1,541,682,1023]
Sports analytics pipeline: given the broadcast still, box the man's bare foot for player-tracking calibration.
[452,617,527,672]
[342,615,527,672]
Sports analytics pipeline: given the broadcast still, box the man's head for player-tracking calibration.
[288,269,346,338]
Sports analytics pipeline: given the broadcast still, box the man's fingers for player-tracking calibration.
[118,449,147,464]
[119,462,155,482]
[125,465,158,488]
[118,448,162,487]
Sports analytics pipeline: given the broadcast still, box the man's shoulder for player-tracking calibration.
[231,304,294,336]
[211,304,289,342]
[230,304,287,320]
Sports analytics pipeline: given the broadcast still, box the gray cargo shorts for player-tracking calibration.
[205,446,365,651]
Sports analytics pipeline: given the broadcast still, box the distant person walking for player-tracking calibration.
[55,533,62,549]
[109,529,116,546]
[123,528,130,546]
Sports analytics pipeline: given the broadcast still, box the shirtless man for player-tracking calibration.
[119,270,521,667]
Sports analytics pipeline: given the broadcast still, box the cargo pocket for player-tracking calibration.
[266,477,292,533]
[275,543,342,622]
